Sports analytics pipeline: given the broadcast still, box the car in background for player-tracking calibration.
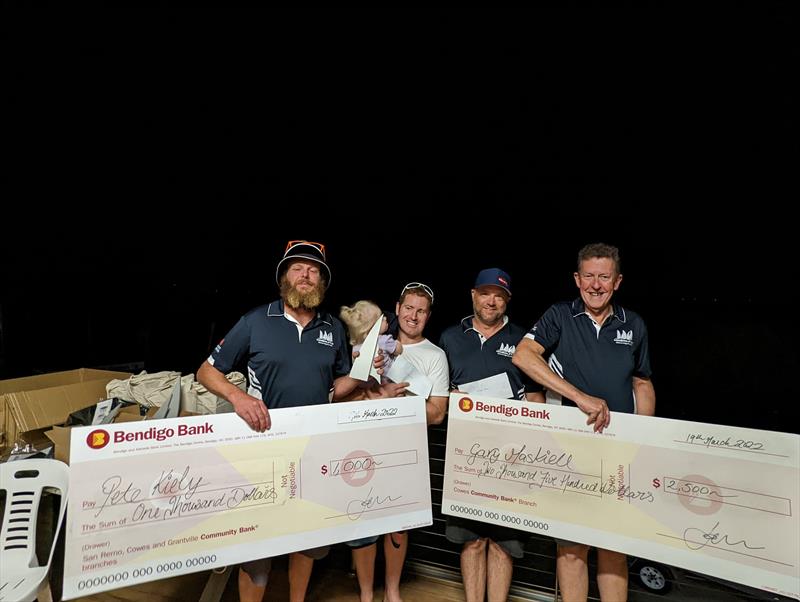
[629,557,794,601]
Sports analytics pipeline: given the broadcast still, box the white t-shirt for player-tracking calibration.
[401,338,450,398]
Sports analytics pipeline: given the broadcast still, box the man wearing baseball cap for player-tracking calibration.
[439,267,545,602]
[197,240,370,602]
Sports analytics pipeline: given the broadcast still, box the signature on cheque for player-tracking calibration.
[682,521,765,552]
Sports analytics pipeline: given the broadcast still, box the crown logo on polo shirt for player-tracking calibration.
[614,330,633,346]
[496,343,515,357]
[316,330,334,346]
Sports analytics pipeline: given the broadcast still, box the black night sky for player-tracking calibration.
[2,7,797,433]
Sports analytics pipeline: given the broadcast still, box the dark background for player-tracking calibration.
[2,7,797,432]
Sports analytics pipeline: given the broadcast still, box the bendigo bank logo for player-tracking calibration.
[86,429,110,449]
[85,423,215,451]
[458,397,474,413]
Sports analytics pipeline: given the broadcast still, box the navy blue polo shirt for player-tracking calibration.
[439,316,541,400]
[208,299,350,409]
[526,298,651,413]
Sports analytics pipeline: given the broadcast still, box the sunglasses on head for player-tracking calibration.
[285,240,326,255]
[401,282,434,304]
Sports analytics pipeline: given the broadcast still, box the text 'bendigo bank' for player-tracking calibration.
[475,402,550,419]
[114,423,214,443]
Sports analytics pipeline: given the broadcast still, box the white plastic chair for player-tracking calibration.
[0,459,69,602]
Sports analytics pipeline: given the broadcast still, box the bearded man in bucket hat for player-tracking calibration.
[198,240,376,602]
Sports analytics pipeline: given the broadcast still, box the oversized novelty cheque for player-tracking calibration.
[443,393,799,599]
[64,397,431,598]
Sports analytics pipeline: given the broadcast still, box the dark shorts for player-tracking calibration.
[345,535,380,549]
[554,538,584,548]
[240,546,330,587]
[345,531,407,550]
[445,516,526,559]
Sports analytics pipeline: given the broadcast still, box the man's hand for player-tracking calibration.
[377,381,409,398]
[575,394,610,433]
[230,390,271,432]
[372,351,386,375]
[352,349,387,375]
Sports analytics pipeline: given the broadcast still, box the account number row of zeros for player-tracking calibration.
[76,555,218,590]
[448,505,549,531]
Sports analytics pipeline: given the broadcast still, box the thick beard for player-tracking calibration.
[281,276,326,310]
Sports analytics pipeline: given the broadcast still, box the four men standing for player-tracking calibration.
[200,240,655,602]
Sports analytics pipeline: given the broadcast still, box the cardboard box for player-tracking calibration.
[0,368,131,448]
[45,403,144,463]
[45,404,200,464]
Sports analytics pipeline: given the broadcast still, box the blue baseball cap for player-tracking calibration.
[473,268,512,296]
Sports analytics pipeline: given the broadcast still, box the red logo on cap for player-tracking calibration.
[458,397,474,412]
[498,277,509,286]
[86,429,110,449]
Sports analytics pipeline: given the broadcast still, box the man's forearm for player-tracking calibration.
[197,361,246,403]
[332,375,359,401]
[513,340,586,403]
[426,395,447,425]
[633,377,656,416]
[525,391,546,403]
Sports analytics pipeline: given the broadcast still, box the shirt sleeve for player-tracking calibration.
[521,369,544,394]
[333,321,352,378]
[208,316,251,374]
[430,348,451,398]
[511,327,543,394]
[525,304,561,353]
[437,330,456,390]
[633,319,652,378]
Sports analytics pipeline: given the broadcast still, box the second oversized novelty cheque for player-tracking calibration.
[63,397,432,599]
[443,393,800,600]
